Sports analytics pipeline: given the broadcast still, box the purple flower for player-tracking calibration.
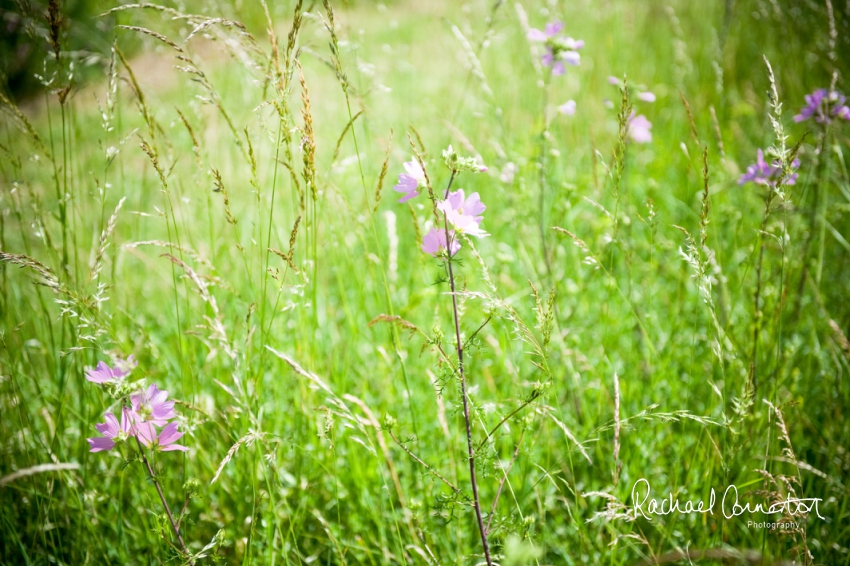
[738,149,799,187]
[527,21,583,76]
[637,91,656,103]
[85,355,137,384]
[137,421,189,452]
[558,100,576,116]
[422,228,460,257]
[131,384,176,427]
[794,89,850,124]
[627,112,653,143]
[87,407,135,452]
[393,158,426,203]
[607,76,621,85]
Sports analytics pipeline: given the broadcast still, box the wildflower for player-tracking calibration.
[137,421,189,452]
[443,208,490,238]
[393,158,426,203]
[527,21,583,76]
[131,384,176,427]
[558,100,576,116]
[85,355,137,384]
[794,89,850,124]
[607,75,621,85]
[637,91,656,103]
[438,189,486,223]
[87,407,135,452]
[627,112,653,143]
[422,227,460,257]
[738,149,799,187]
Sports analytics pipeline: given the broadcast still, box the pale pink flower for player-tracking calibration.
[131,384,176,427]
[558,100,576,115]
[393,158,426,203]
[87,407,135,452]
[422,227,460,257]
[137,421,189,452]
[443,209,489,238]
[637,91,656,102]
[437,189,486,223]
[85,355,137,384]
[627,112,653,143]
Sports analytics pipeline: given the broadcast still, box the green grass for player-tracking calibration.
[1,0,849,564]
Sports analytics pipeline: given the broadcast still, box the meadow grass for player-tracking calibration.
[1,0,849,564]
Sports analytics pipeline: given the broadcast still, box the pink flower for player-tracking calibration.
[131,384,176,427]
[393,158,426,203]
[527,21,583,76]
[444,209,489,238]
[422,227,460,257]
[558,100,576,115]
[637,91,656,103]
[85,355,137,384]
[607,76,621,85]
[627,112,653,143]
[437,189,486,223]
[137,421,189,452]
[87,407,135,452]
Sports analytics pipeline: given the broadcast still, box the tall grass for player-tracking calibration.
[1,0,849,564]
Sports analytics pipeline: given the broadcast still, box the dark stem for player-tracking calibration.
[135,436,194,565]
[751,190,776,395]
[441,170,493,566]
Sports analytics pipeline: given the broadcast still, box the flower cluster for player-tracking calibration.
[794,89,850,124]
[85,357,188,453]
[395,148,490,258]
[527,21,584,76]
[738,149,799,188]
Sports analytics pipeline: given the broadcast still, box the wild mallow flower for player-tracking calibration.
[137,421,189,452]
[738,149,799,187]
[627,112,653,143]
[87,407,135,452]
[131,384,176,427]
[558,100,577,116]
[85,356,137,384]
[438,189,486,223]
[794,89,850,124]
[527,21,583,76]
[422,227,461,257]
[393,158,427,203]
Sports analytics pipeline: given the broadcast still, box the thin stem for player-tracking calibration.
[387,428,465,498]
[486,427,525,535]
[135,436,194,565]
[441,170,493,566]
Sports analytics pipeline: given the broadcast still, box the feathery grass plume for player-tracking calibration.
[709,105,725,156]
[612,78,632,214]
[679,90,700,143]
[114,46,157,143]
[0,91,51,159]
[322,0,349,92]
[0,252,62,292]
[374,130,394,213]
[450,23,493,99]
[46,0,62,61]
[211,168,237,225]
[269,215,302,273]
[175,107,202,168]
[332,110,364,164]
[90,197,125,282]
[0,462,80,486]
[298,62,317,202]
[124,241,212,270]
